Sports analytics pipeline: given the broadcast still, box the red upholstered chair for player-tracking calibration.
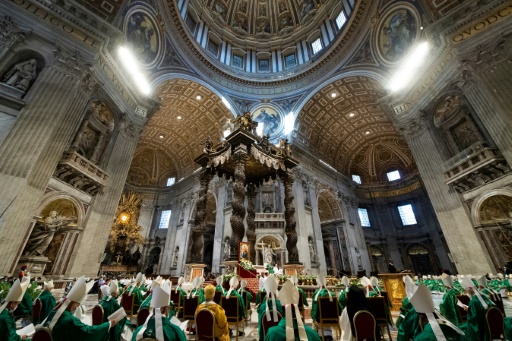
[367,296,392,341]
[137,308,150,327]
[183,296,200,321]
[486,306,505,340]
[92,305,104,325]
[261,311,282,339]
[353,310,377,341]
[121,293,135,320]
[221,296,245,341]
[313,297,341,341]
[456,295,470,323]
[195,308,216,341]
[32,327,53,341]
[33,298,42,323]
[213,290,223,304]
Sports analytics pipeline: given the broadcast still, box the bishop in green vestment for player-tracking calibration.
[439,288,460,325]
[0,278,31,340]
[414,322,462,341]
[311,288,341,322]
[458,293,493,341]
[0,308,22,341]
[100,281,127,341]
[132,314,187,341]
[34,280,56,324]
[258,276,283,341]
[13,291,32,320]
[45,309,112,341]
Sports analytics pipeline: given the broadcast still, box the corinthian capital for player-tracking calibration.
[79,68,100,97]
[398,111,428,139]
[120,115,143,140]
[52,44,89,77]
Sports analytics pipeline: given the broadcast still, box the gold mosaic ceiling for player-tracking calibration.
[295,76,417,183]
[127,79,233,186]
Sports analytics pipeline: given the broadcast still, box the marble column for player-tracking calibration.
[246,183,256,263]
[279,171,300,264]
[229,150,247,260]
[0,48,98,275]
[66,117,142,277]
[212,184,227,272]
[401,117,494,273]
[189,170,213,263]
[309,185,327,273]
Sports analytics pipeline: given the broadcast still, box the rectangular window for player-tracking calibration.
[336,11,347,29]
[258,58,270,72]
[206,39,219,57]
[159,210,172,229]
[358,208,371,227]
[166,177,176,186]
[232,54,244,69]
[185,14,197,34]
[312,38,323,55]
[387,170,401,181]
[284,53,297,68]
[398,204,417,225]
[352,174,362,184]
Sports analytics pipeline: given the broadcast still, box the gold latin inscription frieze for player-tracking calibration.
[358,181,422,199]
[11,0,102,50]
[452,4,512,44]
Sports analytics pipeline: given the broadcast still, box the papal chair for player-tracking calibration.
[221,295,245,341]
[486,306,506,340]
[313,297,341,341]
[195,308,216,341]
[353,310,377,341]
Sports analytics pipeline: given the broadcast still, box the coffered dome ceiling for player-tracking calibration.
[295,75,417,183]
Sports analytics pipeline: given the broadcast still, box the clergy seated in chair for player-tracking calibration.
[439,274,462,325]
[122,272,145,314]
[367,276,394,328]
[215,275,226,295]
[100,280,128,341]
[140,277,164,311]
[457,276,495,341]
[257,276,284,341]
[43,276,121,341]
[13,276,33,325]
[170,277,186,318]
[239,279,254,318]
[396,276,423,341]
[194,284,229,341]
[133,283,188,341]
[222,276,246,338]
[34,280,57,324]
[410,284,465,341]
[346,285,381,340]
[265,281,321,341]
[190,277,205,305]
[337,276,350,313]
[311,275,342,323]
[0,278,31,340]
[223,276,246,319]
[290,276,308,308]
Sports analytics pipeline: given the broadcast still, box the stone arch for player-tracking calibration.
[256,234,285,249]
[406,243,433,275]
[36,192,85,227]
[471,189,512,227]
[317,189,342,222]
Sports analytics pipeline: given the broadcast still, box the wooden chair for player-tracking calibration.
[221,295,245,341]
[213,290,223,304]
[183,296,200,321]
[92,305,104,325]
[137,307,150,326]
[456,295,470,323]
[33,298,42,324]
[195,308,216,341]
[32,327,53,341]
[261,311,283,339]
[486,306,505,340]
[313,297,341,341]
[121,293,135,321]
[353,310,377,341]
[170,290,183,318]
[368,296,392,341]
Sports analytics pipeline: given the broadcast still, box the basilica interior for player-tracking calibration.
[0,0,511,284]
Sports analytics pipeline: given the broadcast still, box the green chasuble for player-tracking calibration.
[265,317,321,341]
[13,291,32,319]
[395,297,412,330]
[240,289,254,304]
[415,322,462,341]
[140,294,152,310]
[171,288,186,318]
[190,289,205,304]
[397,306,421,341]
[215,286,226,294]
[101,297,128,341]
[504,316,512,340]
[338,289,347,312]
[297,287,308,307]
[256,289,266,305]
[257,299,284,341]
[132,316,188,341]
[458,294,493,341]
[44,310,110,341]
[439,288,460,325]
[0,309,22,341]
[123,286,144,313]
[35,291,56,324]
[310,289,341,322]
[222,290,246,318]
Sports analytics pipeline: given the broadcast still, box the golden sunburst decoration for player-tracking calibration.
[109,192,145,252]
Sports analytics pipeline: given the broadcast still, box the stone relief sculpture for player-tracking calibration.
[173,246,179,267]
[309,237,319,264]
[263,244,275,264]
[302,181,311,206]
[23,211,76,256]
[2,59,37,93]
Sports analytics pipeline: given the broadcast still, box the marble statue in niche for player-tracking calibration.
[223,237,231,260]
[309,237,319,264]
[24,211,76,256]
[302,181,311,206]
[2,59,37,93]
[173,246,179,267]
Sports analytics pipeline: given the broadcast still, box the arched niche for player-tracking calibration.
[369,245,388,274]
[406,243,433,275]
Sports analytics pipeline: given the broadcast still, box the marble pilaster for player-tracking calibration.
[309,185,327,273]
[0,49,97,274]
[212,185,227,272]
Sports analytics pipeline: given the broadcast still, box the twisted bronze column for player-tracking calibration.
[229,150,247,260]
[280,172,300,263]
[189,170,213,263]
[246,183,257,263]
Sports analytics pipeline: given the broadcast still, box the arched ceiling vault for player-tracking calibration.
[295,75,418,184]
